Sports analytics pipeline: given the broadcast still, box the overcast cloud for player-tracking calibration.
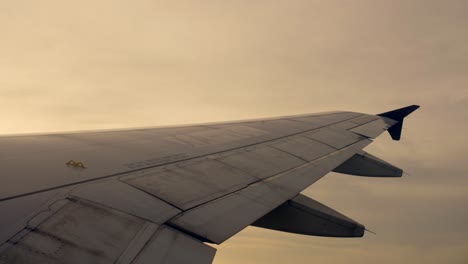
[1,1,467,263]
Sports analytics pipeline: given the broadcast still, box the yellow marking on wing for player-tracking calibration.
[66,160,87,169]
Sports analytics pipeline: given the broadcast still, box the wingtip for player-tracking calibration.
[377,104,420,121]
[408,104,421,112]
[378,105,420,141]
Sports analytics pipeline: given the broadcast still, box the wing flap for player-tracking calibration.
[70,180,181,223]
[0,199,147,264]
[168,179,291,244]
[131,225,216,264]
[0,198,215,264]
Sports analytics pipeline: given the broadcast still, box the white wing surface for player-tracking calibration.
[0,106,419,264]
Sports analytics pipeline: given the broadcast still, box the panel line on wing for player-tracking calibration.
[268,145,309,162]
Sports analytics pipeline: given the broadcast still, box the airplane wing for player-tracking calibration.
[0,105,419,264]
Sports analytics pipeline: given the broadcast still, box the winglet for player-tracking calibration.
[377,105,420,141]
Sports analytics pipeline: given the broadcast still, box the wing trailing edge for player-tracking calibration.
[378,105,420,140]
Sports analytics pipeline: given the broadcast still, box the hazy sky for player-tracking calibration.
[1,1,467,263]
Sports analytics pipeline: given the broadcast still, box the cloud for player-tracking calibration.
[1,0,467,263]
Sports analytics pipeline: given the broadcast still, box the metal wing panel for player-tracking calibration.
[168,140,370,244]
[0,188,74,246]
[70,180,181,224]
[163,127,250,148]
[122,159,258,210]
[326,114,381,130]
[349,118,396,138]
[0,135,193,200]
[215,125,271,137]
[269,136,336,161]
[328,121,361,130]
[291,112,362,126]
[303,127,364,149]
[168,180,290,244]
[0,199,147,264]
[131,225,216,264]
[0,199,214,264]
[238,119,318,136]
[116,222,160,264]
[216,146,305,180]
[349,115,380,125]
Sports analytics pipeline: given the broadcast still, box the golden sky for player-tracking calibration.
[1,1,467,263]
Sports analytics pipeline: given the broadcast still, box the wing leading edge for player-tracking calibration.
[0,106,419,264]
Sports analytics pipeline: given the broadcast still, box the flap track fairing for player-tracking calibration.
[252,194,364,238]
[333,152,403,177]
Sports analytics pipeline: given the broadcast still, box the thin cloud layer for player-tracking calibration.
[1,1,467,263]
